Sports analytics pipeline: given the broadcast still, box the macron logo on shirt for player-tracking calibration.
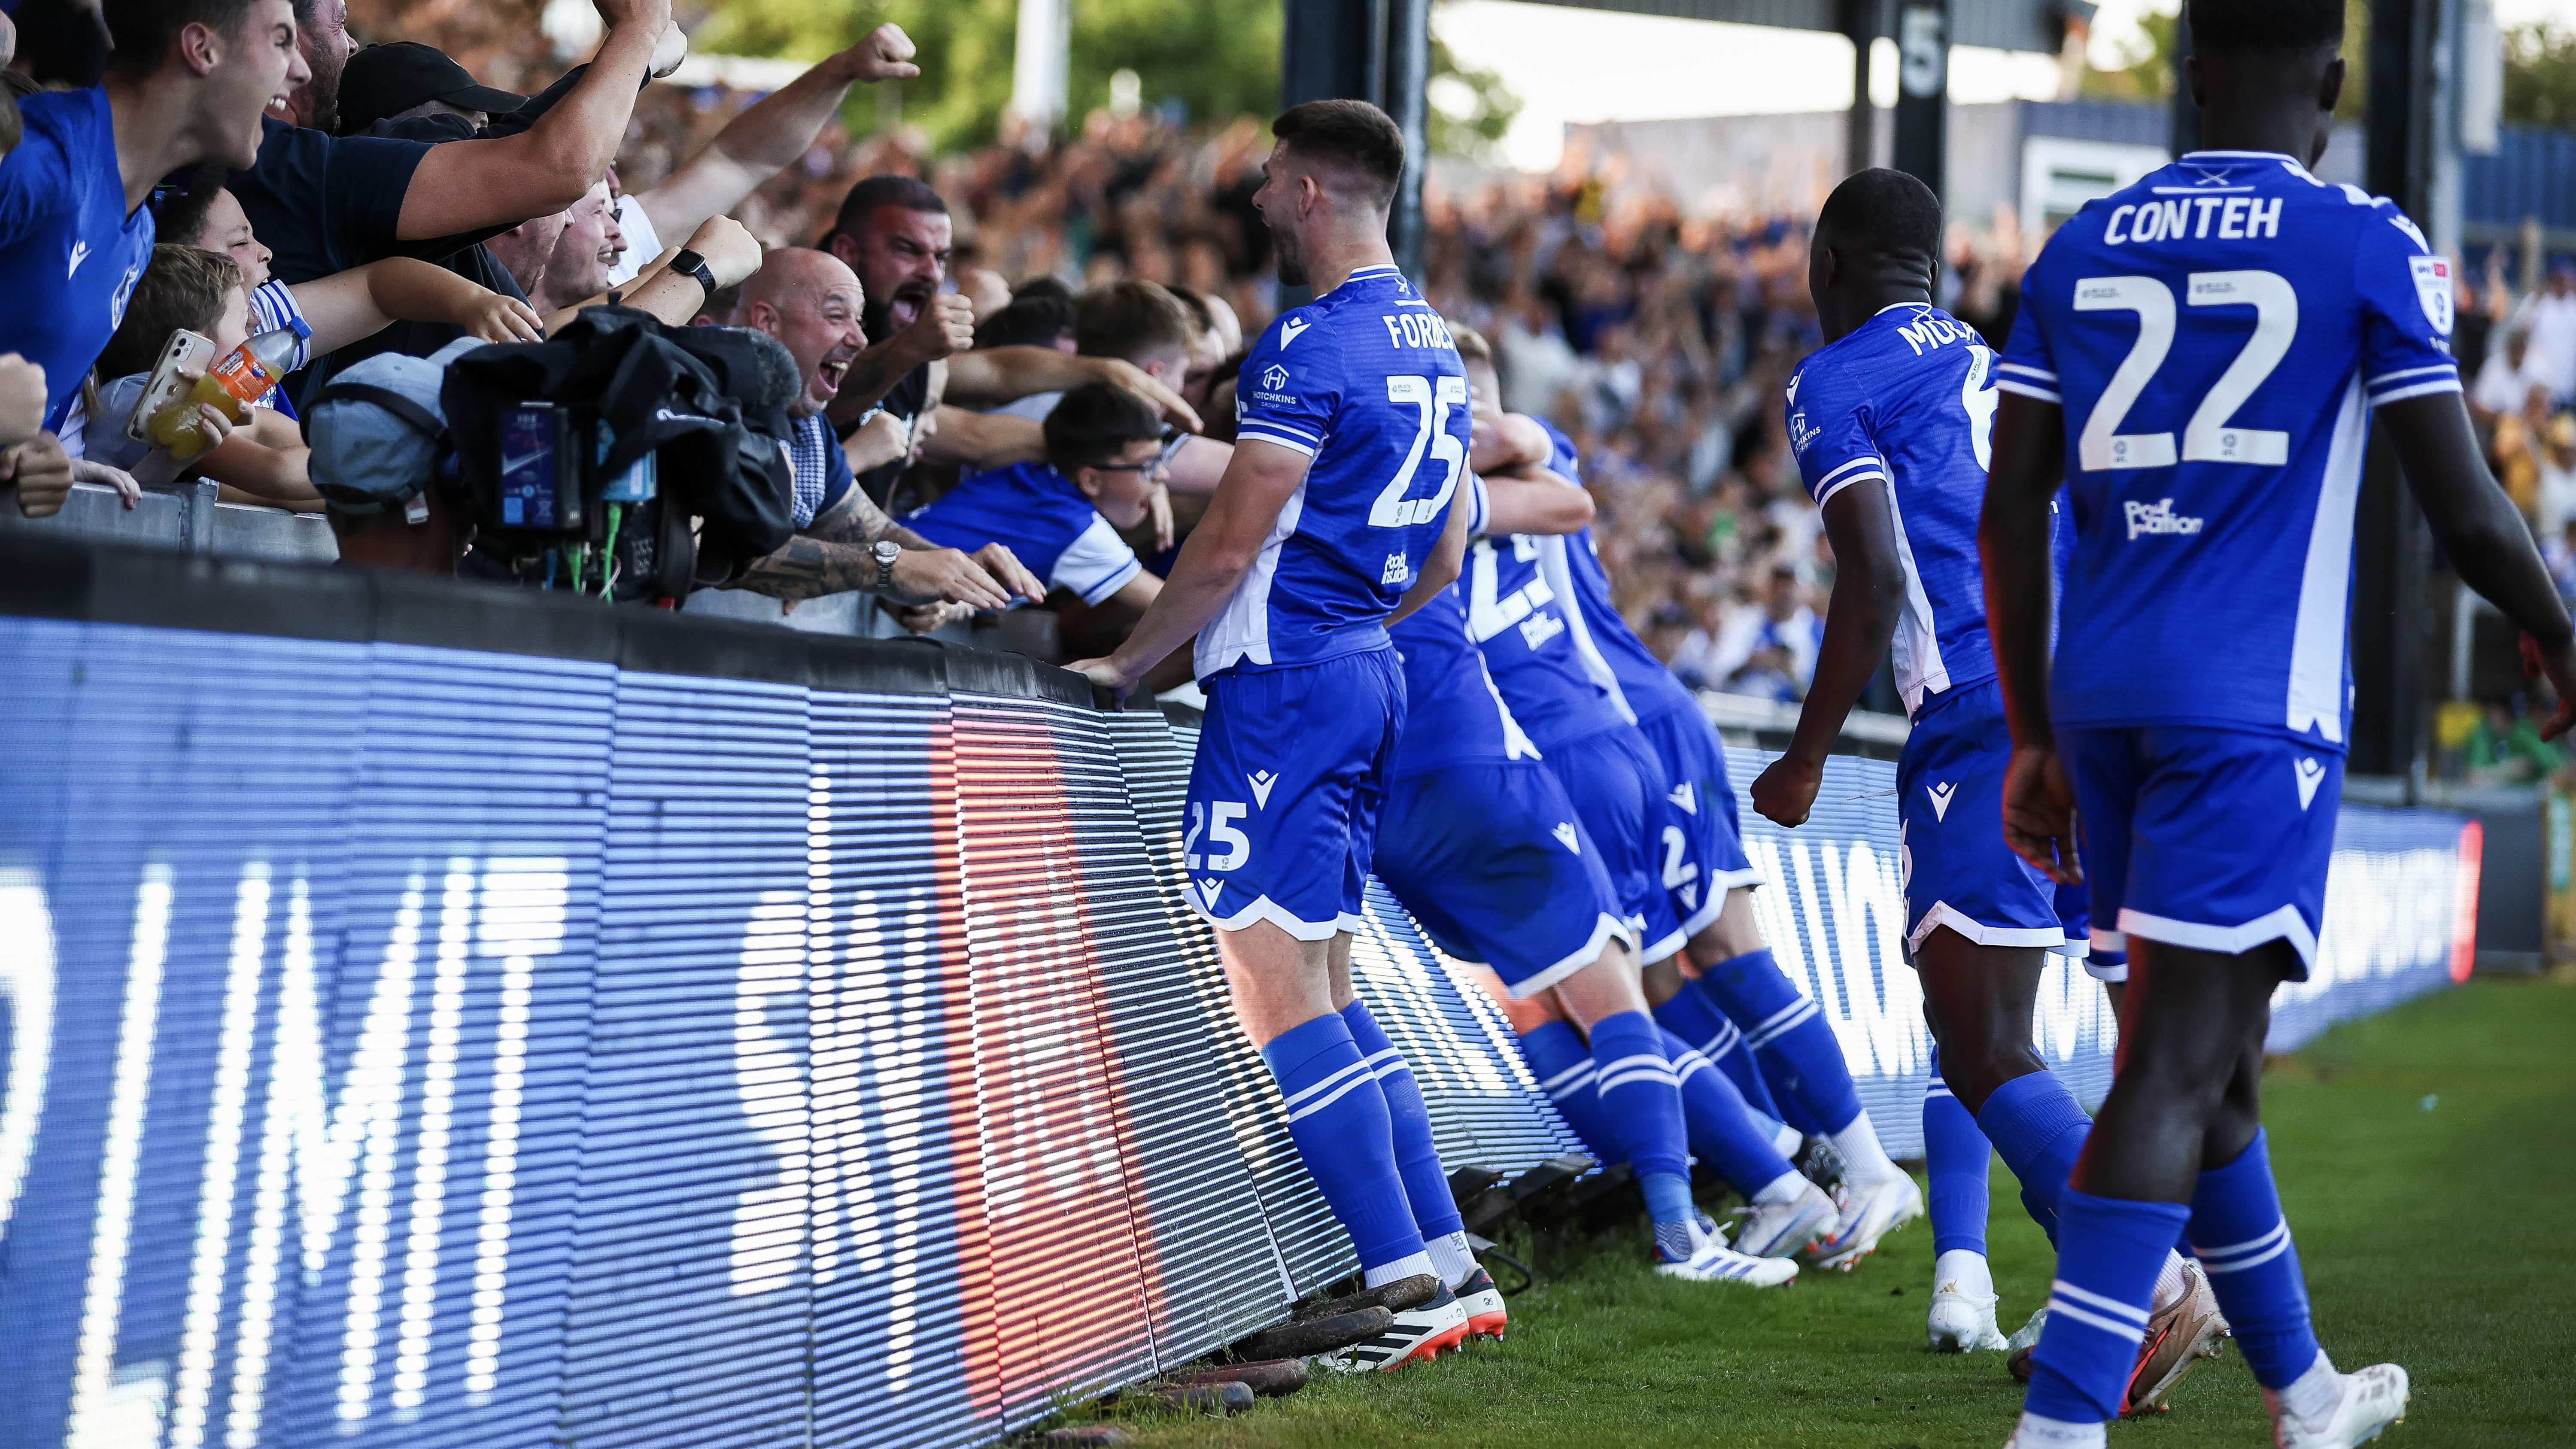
[1280,318,1312,347]
[67,240,89,279]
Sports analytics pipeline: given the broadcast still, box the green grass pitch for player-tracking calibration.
[1101,976,2576,1447]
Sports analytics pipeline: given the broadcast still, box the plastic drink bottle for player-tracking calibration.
[146,324,300,456]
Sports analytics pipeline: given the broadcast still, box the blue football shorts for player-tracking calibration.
[2063,725,2342,982]
[1373,760,1636,998]
[1538,726,1685,963]
[1183,648,1405,940]
[1896,680,2068,954]
[1633,703,1762,944]
[2052,879,2129,984]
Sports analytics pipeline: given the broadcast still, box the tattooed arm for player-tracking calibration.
[732,480,1045,606]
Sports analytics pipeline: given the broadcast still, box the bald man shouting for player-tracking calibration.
[730,246,1044,611]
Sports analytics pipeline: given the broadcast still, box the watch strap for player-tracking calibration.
[670,249,718,296]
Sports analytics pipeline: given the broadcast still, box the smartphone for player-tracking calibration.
[124,329,217,443]
[498,403,581,531]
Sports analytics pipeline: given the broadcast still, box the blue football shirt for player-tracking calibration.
[1787,302,2004,717]
[1389,475,1540,776]
[0,88,154,432]
[1999,151,2461,747]
[903,462,1140,605]
[1202,264,1469,678]
[1528,419,1704,729]
[1470,523,1633,750]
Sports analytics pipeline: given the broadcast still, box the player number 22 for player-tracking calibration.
[2073,270,2297,472]
[1370,374,1469,528]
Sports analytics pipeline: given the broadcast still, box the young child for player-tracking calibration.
[85,186,540,502]
[902,381,1168,617]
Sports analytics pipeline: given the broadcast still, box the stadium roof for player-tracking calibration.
[1531,0,2092,56]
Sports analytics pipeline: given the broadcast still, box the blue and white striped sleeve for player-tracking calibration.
[249,279,314,371]
[1232,310,1340,458]
[2355,206,2463,409]
[1994,285,2060,405]
[1787,364,1888,508]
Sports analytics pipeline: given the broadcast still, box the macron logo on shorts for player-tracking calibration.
[1928,782,1957,821]
[1552,822,1581,854]
[2295,757,2325,810]
[1248,770,1278,808]
[1197,878,1224,911]
[1667,782,1697,815]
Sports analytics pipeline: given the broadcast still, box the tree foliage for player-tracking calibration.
[696,0,1280,150]
[1427,31,1520,161]
[2504,23,2576,129]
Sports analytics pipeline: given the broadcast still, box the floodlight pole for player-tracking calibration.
[1892,0,1948,204]
[1842,0,1877,175]
[1282,0,1432,283]
[2352,0,2442,785]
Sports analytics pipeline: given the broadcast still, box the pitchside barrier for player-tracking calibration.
[0,540,2479,1449]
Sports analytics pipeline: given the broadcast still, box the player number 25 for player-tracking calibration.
[1370,374,1469,528]
[1184,800,1251,872]
[2073,270,2297,472]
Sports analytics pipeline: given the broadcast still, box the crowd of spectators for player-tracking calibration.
[14,0,2576,721]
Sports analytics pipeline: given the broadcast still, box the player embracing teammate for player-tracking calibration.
[1072,100,1486,1370]
[1972,3,2574,1446]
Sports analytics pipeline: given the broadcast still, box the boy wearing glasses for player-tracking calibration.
[902,380,1168,615]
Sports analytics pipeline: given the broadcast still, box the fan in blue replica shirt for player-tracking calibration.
[0,0,307,484]
[902,382,1166,617]
[1746,169,2219,1399]
[1068,100,1480,1373]
[1378,468,1826,1293]
[1460,340,1922,1273]
[1981,6,2576,1447]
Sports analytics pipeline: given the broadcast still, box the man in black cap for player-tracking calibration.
[337,41,524,135]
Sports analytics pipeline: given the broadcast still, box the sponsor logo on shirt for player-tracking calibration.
[1789,411,1819,453]
[1260,364,1290,392]
[1380,552,1412,586]
[1516,610,1564,650]
[2124,498,2205,540]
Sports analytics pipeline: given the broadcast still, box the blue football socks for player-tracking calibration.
[1652,982,1785,1121]
[1260,1012,1429,1277]
[1662,1027,1796,1194]
[1977,1068,2092,1245]
[1693,948,1862,1135]
[1518,1020,1616,1161]
[1590,1012,1698,1258]
[2190,1131,2323,1391]
[1341,1000,1467,1245]
[1924,1053,1992,1259]
[2024,1188,2193,1425]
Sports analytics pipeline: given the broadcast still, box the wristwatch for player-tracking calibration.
[669,248,718,298]
[871,539,901,592]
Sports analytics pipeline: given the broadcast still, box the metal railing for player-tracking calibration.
[0,480,336,563]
